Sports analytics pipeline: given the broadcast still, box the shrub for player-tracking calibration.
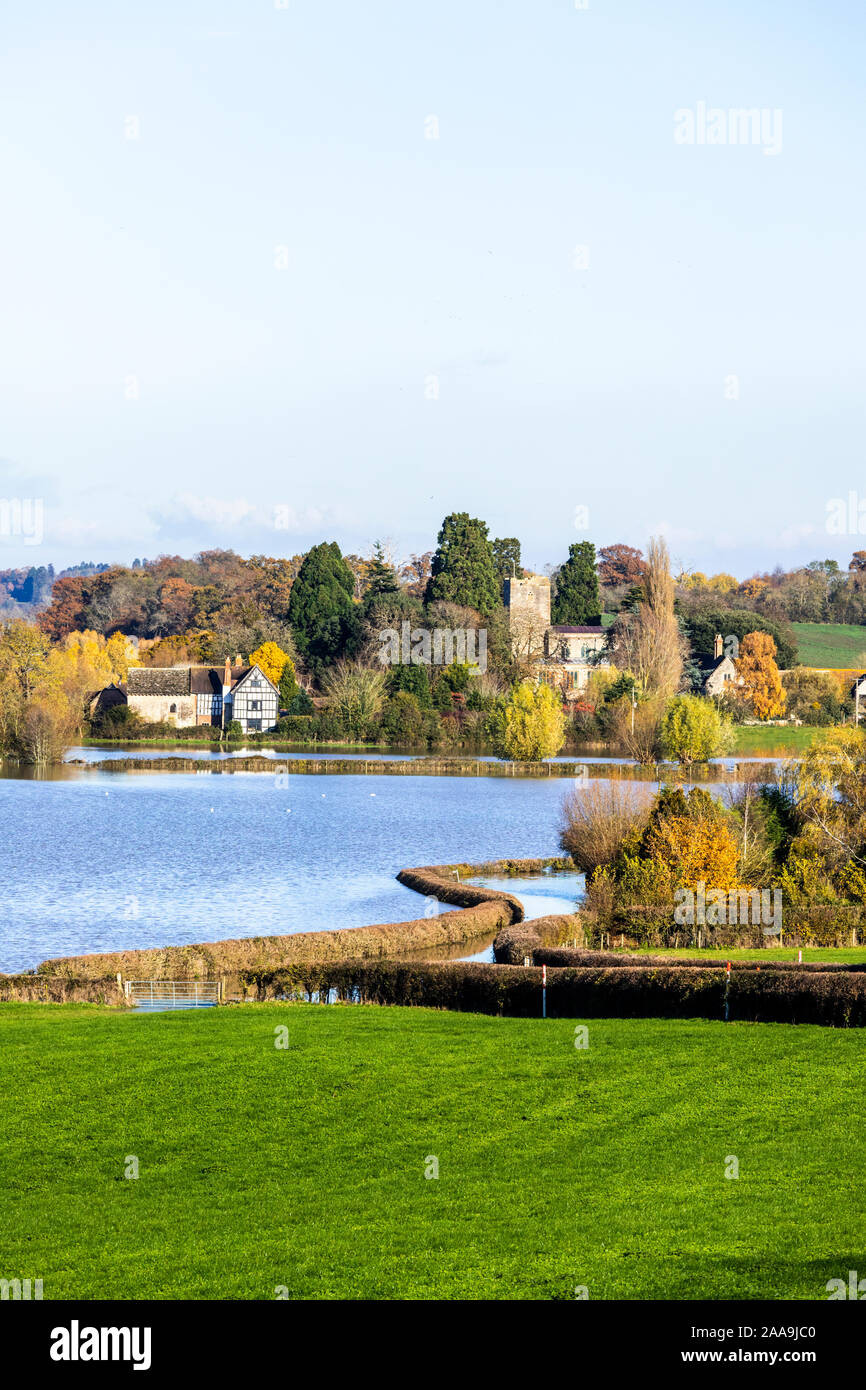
[322,661,387,738]
[659,694,733,764]
[286,689,314,716]
[241,959,866,1026]
[534,948,866,974]
[386,663,432,707]
[559,780,650,872]
[494,681,566,761]
[274,714,314,739]
[381,691,426,745]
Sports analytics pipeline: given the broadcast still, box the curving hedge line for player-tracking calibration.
[0,974,127,1005]
[29,860,534,983]
[237,959,866,1027]
[493,913,584,965]
[533,947,866,974]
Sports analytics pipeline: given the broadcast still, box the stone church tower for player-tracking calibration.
[504,575,551,666]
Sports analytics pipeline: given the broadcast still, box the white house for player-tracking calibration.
[126,659,280,732]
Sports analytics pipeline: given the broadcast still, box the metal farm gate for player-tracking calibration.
[124,979,222,1011]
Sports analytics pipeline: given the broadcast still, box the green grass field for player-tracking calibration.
[622,946,866,963]
[1,1002,864,1300]
[791,622,866,670]
[730,725,822,755]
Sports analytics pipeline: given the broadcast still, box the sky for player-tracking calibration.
[1,0,865,578]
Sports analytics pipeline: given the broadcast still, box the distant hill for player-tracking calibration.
[791,622,866,669]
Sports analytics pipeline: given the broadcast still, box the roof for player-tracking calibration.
[128,667,191,696]
[128,662,273,697]
[702,654,737,675]
[549,625,606,635]
[232,664,277,694]
[189,667,225,695]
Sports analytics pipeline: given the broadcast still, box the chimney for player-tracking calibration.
[223,657,232,688]
[234,654,243,667]
[714,633,723,660]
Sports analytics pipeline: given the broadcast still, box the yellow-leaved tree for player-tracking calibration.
[735,631,785,720]
[248,641,300,707]
[247,641,291,686]
[495,681,566,761]
[0,620,80,763]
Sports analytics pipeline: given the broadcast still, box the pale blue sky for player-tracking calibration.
[1,0,864,577]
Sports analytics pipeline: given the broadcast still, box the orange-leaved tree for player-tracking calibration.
[735,631,785,720]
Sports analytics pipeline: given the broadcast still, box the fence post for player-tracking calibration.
[724,961,731,1022]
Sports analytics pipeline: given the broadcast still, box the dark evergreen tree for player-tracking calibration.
[364,541,399,600]
[287,688,314,715]
[286,541,361,673]
[278,662,301,708]
[425,513,500,616]
[491,537,522,590]
[551,542,601,625]
[387,662,432,707]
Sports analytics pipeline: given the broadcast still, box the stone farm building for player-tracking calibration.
[701,634,742,698]
[504,575,609,697]
[126,659,280,732]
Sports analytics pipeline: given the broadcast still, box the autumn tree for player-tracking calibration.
[247,640,301,709]
[607,536,684,699]
[659,694,734,764]
[399,552,433,599]
[493,681,566,761]
[0,620,51,697]
[38,576,88,639]
[247,641,290,685]
[598,544,645,587]
[158,578,196,631]
[739,576,768,601]
[641,806,740,891]
[735,632,786,720]
[786,727,866,866]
